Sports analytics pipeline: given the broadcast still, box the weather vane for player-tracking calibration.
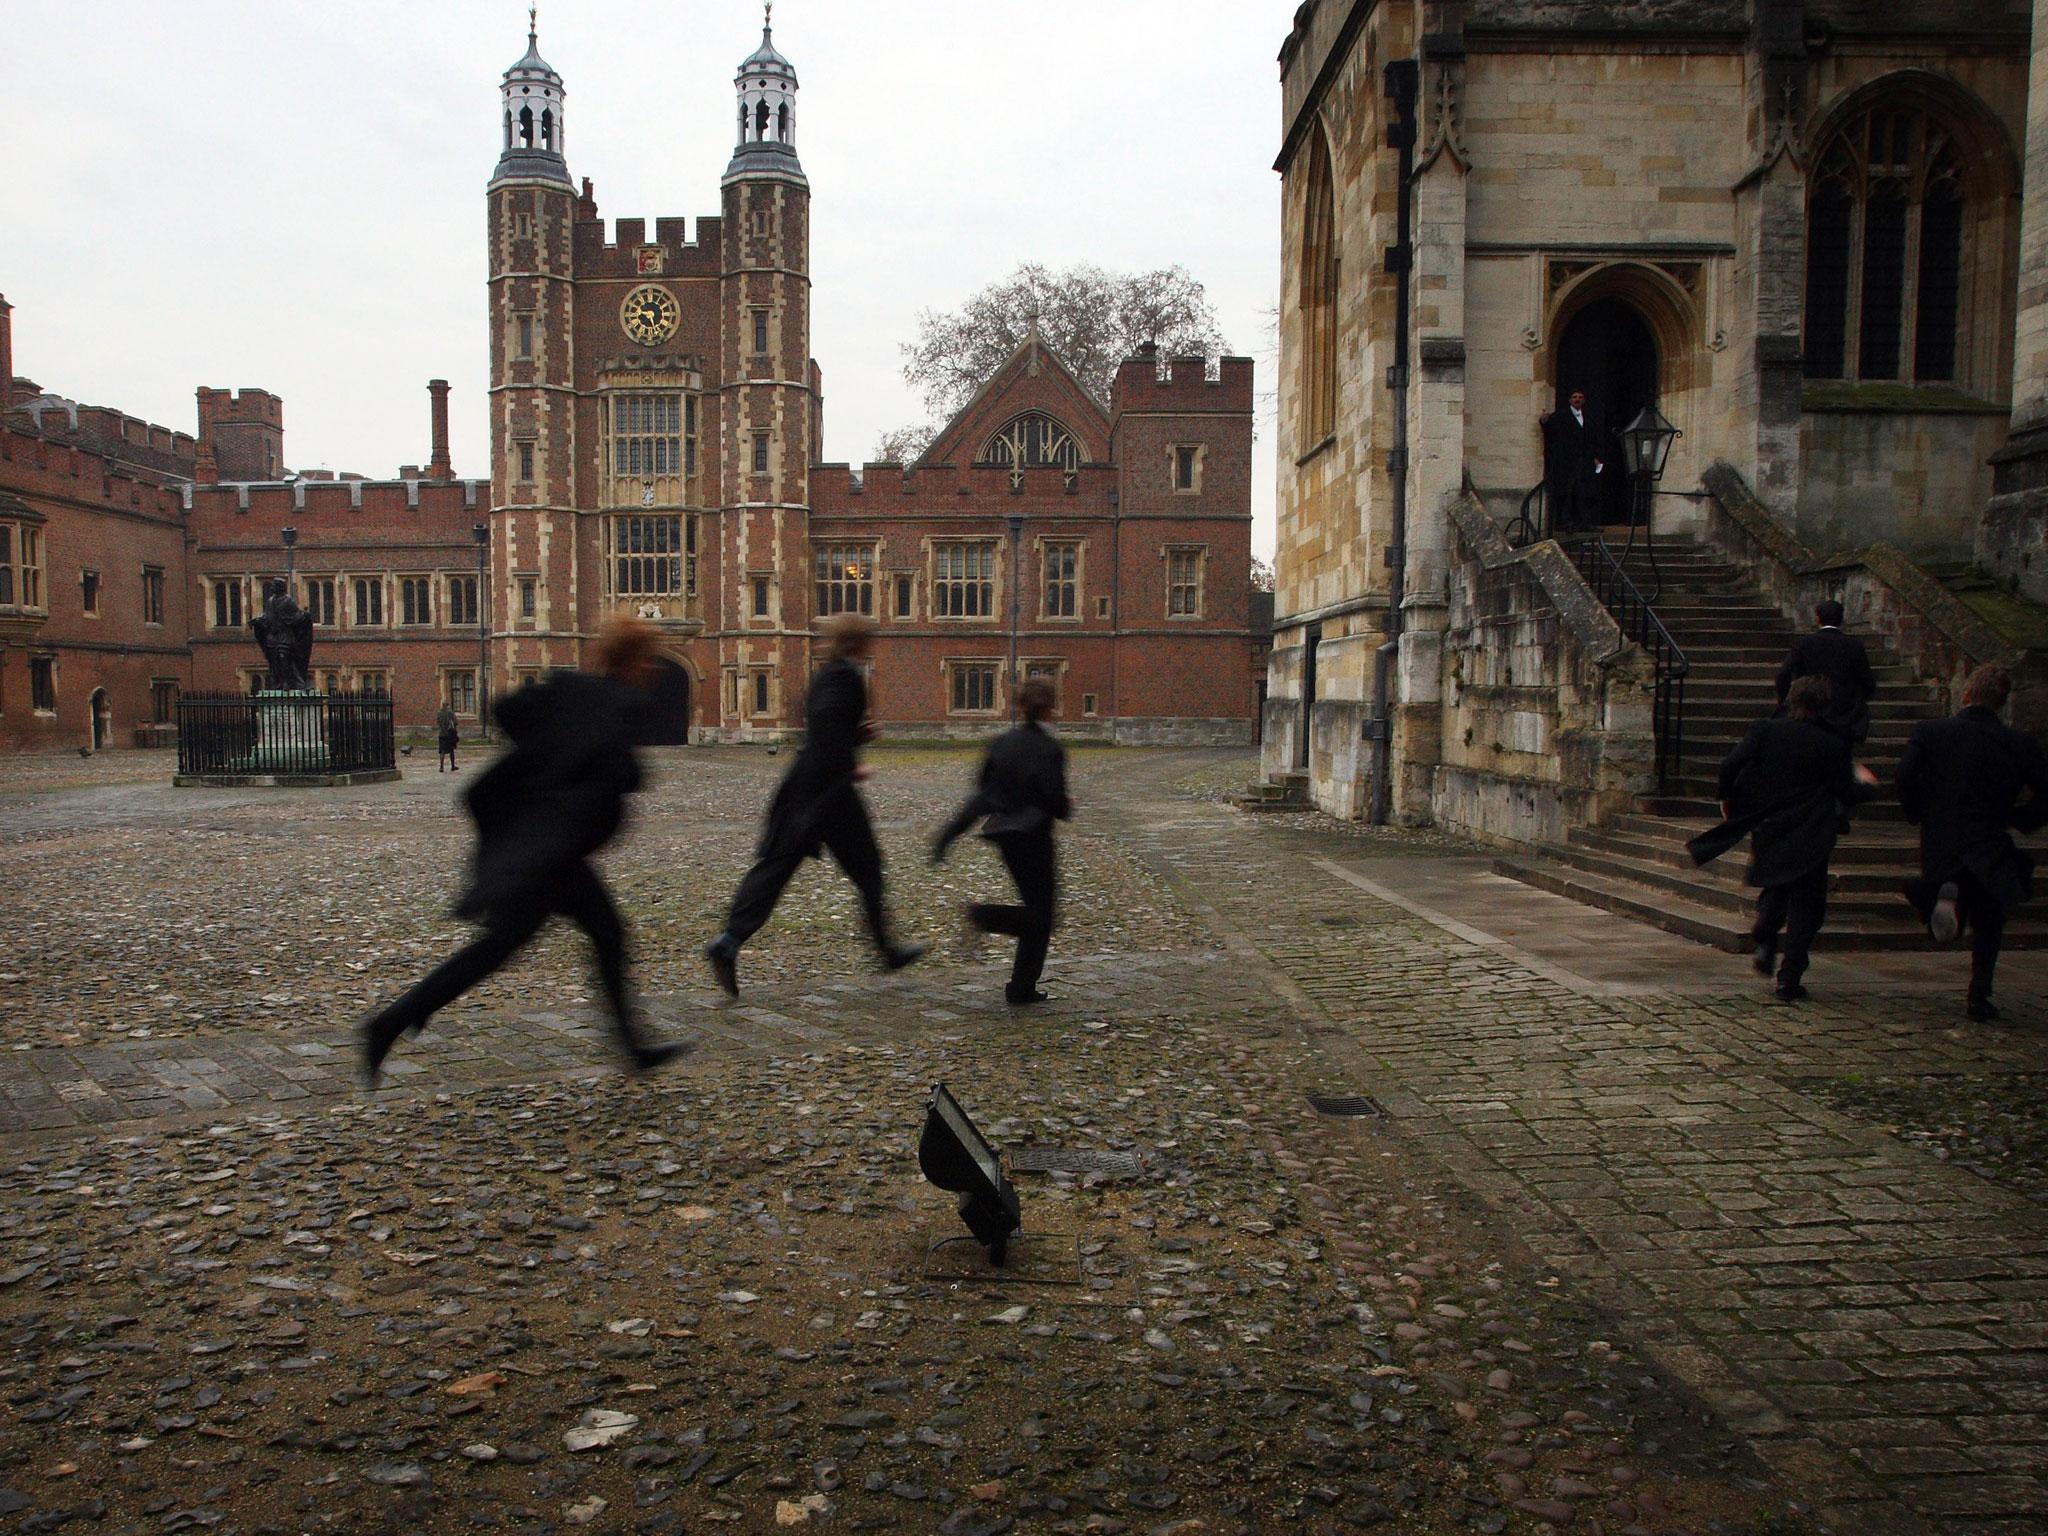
[528,4,537,40]
[765,1,773,30]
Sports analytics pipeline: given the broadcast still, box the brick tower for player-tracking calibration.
[718,5,814,732]
[486,13,576,681]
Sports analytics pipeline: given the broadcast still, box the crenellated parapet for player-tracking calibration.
[1109,352,1255,418]
[572,214,726,278]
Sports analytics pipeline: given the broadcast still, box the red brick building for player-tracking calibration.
[0,15,1257,752]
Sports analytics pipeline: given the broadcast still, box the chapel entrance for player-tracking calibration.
[641,655,692,745]
[1553,298,1659,527]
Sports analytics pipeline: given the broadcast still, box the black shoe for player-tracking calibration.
[883,942,928,972]
[358,1015,404,1088]
[628,1040,692,1074]
[1006,989,1050,1007]
[1930,882,1961,943]
[1966,996,2002,1024]
[1751,942,1777,978]
[704,937,739,998]
[1774,982,1808,1004]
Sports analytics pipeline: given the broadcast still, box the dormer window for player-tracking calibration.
[978,412,1079,472]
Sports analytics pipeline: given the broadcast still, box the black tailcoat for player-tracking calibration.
[1775,628,1877,743]
[934,721,1073,853]
[1897,705,2048,917]
[758,658,869,861]
[1689,715,1862,887]
[1542,406,1606,522]
[455,672,646,920]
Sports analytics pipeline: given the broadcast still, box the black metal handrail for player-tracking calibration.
[178,693,395,777]
[1563,535,1689,793]
[1504,482,1548,549]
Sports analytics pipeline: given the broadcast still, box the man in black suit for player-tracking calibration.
[932,678,1073,1005]
[1540,387,1607,532]
[1776,599,1877,746]
[1689,676,1876,1001]
[1897,663,2048,1022]
[358,617,688,1084]
[704,614,925,998]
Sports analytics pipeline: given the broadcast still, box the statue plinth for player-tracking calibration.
[247,690,331,774]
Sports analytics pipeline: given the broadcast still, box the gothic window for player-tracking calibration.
[1299,126,1338,443]
[353,576,384,627]
[609,514,695,598]
[540,108,555,151]
[756,99,770,140]
[814,545,875,617]
[80,569,99,617]
[399,576,433,626]
[445,669,478,717]
[446,575,480,627]
[601,394,694,508]
[777,102,789,141]
[299,577,335,627]
[977,413,1079,472]
[519,106,534,147]
[1803,103,1974,384]
[1166,546,1204,618]
[948,661,1000,715]
[0,522,45,612]
[932,542,996,619]
[1042,541,1079,620]
[142,565,165,625]
[209,576,243,630]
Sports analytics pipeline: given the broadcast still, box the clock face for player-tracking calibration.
[621,285,679,346]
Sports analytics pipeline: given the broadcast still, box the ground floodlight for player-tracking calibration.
[918,1083,1021,1266]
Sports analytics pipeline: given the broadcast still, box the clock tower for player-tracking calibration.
[718,6,814,734]
[487,13,577,676]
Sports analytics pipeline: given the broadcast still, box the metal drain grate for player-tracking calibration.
[1009,1147,1143,1179]
[1307,1093,1384,1118]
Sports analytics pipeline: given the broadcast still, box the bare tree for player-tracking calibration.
[879,263,1229,459]
[1250,556,1276,593]
[871,424,938,464]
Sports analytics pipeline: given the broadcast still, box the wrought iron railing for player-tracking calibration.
[1504,482,1548,549]
[178,693,395,777]
[1562,534,1689,793]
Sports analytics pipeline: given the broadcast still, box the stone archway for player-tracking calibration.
[1554,299,1660,525]
[641,655,693,746]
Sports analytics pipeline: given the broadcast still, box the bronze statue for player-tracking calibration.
[250,578,314,692]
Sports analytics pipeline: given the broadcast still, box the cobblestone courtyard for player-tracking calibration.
[1,746,2044,1536]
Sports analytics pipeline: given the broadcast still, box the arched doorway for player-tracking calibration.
[89,688,111,751]
[641,655,692,745]
[1553,298,1659,526]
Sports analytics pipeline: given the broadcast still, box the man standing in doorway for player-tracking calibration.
[1540,387,1606,532]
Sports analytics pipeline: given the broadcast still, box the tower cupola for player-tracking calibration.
[493,7,570,187]
[724,2,806,184]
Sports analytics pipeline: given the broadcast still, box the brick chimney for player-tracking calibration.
[0,294,14,412]
[427,379,453,479]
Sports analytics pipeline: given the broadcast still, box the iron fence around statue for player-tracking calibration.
[177,694,395,777]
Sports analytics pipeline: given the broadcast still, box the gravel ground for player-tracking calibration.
[0,745,1817,1534]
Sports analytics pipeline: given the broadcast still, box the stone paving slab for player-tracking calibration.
[1107,775,2048,1535]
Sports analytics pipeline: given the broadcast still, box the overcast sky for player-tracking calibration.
[7,1,1284,555]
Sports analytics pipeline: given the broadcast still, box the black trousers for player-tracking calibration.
[726,796,892,951]
[1957,872,2008,1003]
[1753,865,1829,986]
[970,832,1057,999]
[371,860,637,1043]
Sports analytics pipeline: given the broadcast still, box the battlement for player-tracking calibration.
[7,394,197,476]
[0,420,192,516]
[188,475,487,523]
[1109,352,1255,416]
[813,460,1114,509]
[196,387,284,430]
[573,214,725,278]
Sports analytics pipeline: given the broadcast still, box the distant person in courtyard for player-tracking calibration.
[436,703,460,772]
[1688,676,1877,1002]
[1897,663,2048,1023]
[932,677,1073,1006]
[1540,386,1606,532]
[358,617,688,1085]
[702,614,926,998]
[1776,599,1876,747]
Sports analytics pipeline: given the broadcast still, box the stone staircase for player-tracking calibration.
[1237,770,1310,813]
[1495,537,2048,951]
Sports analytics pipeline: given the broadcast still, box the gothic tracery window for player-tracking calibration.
[1803,104,1971,384]
[977,413,1079,473]
[1299,126,1338,443]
